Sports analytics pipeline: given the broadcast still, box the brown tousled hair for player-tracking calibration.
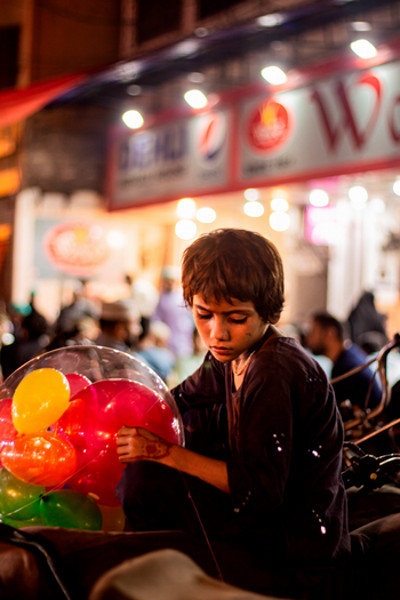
[181,228,284,324]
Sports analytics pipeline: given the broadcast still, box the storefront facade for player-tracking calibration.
[8,3,400,336]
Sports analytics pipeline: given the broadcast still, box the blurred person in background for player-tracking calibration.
[95,299,142,355]
[45,314,100,350]
[125,273,159,342]
[152,266,195,360]
[174,328,207,383]
[347,290,388,352]
[136,320,176,383]
[54,281,100,338]
[305,311,382,420]
[0,299,50,379]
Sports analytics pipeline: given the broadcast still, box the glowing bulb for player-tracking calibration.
[122,110,144,129]
[184,89,208,109]
[309,189,329,207]
[196,207,216,223]
[244,188,260,202]
[175,220,197,240]
[350,39,377,59]
[261,66,287,85]
[243,201,264,217]
[269,211,290,231]
[270,197,289,212]
[393,180,400,196]
[177,198,196,219]
[348,185,368,208]
[257,13,284,27]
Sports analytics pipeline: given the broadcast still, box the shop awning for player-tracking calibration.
[0,73,88,128]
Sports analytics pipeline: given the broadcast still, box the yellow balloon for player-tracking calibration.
[12,368,70,434]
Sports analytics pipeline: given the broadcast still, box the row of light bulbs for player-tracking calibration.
[173,176,400,240]
[173,191,292,240]
[122,28,379,130]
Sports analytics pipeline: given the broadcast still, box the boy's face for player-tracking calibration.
[191,294,268,363]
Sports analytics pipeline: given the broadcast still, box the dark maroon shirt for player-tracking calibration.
[171,327,350,565]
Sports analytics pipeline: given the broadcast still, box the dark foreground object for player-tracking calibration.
[1,507,400,600]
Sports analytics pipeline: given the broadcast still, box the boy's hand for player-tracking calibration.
[116,426,171,462]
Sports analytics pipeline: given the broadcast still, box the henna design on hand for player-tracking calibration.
[131,428,171,460]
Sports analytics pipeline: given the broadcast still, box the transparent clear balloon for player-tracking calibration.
[0,344,182,425]
[0,345,184,529]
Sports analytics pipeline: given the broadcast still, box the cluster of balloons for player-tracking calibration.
[0,345,183,531]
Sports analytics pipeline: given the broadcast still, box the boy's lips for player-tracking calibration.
[211,346,233,357]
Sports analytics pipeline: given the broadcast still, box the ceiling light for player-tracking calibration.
[243,201,264,217]
[271,197,289,212]
[188,72,205,84]
[196,207,216,223]
[177,198,196,219]
[269,211,290,232]
[184,89,208,109]
[260,65,287,85]
[351,21,372,32]
[244,188,260,202]
[175,220,197,240]
[122,109,144,129]
[348,185,368,202]
[350,39,377,59]
[172,40,199,58]
[126,84,142,96]
[257,13,285,27]
[309,189,329,207]
[393,179,400,196]
[348,185,368,209]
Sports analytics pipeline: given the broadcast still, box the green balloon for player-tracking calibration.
[0,468,45,520]
[2,513,44,528]
[40,490,103,530]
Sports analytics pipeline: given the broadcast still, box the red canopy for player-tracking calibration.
[0,73,87,128]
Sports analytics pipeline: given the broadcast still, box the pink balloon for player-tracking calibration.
[0,399,18,467]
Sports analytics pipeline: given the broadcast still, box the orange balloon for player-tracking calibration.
[1,431,78,487]
[12,368,70,434]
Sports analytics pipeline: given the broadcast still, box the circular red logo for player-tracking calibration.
[248,100,290,152]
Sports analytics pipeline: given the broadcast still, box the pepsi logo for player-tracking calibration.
[196,112,227,164]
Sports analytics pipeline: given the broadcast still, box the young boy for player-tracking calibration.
[116,228,350,598]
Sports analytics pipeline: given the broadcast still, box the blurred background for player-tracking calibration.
[0,0,400,339]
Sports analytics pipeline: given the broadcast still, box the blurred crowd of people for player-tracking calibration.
[0,268,207,387]
[0,280,398,425]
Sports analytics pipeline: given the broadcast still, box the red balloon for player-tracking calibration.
[103,382,181,444]
[1,431,78,487]
[58,379,180,505]
[56,393,100,468]
[67,448,124,506]
[0,399,18,467]
[66,373,92,398]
